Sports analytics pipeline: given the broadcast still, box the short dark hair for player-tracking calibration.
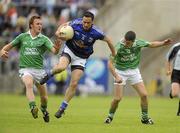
[29,15,41,29]
[83,11,94,21]
[125,31,136,41]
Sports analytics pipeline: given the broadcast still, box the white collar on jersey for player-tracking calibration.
[27,30,42,39]
[120,38,136,47]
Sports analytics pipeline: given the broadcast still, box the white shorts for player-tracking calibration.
[19,68,47,83]
[62,46,87,68]
[114,68,143,85]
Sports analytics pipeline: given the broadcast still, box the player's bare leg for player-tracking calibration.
[36,83,49,122]
[40,56,69,85]
[105,84,123,124]
[169,83,180,116]
[133,82,153,124]
[55,69,84,118]
[22,75,38,119]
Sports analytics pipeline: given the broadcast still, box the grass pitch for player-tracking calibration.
[0,94,179,133]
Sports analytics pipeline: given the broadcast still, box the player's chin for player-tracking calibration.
[84,28,89,31]
[59,36,68,41]
[37,29,42,33]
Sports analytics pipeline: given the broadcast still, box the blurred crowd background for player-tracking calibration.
[0,0,103,44]
[0,0,107,96]
[1,0,180,97]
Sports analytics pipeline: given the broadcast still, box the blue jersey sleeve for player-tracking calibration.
[69,18,82,26]
[92,25,105,40]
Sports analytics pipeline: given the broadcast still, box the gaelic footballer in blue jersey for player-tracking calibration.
[56,13,114,59]
[39,11,116,119]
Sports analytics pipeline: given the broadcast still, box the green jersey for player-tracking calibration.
[114,39,150,70]
[11,31,53,69]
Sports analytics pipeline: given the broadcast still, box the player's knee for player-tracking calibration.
[55,64,66,73]
[114,97,122,103]
[56,67,65,73]
[41,95,48,101]
[44,95,48,100]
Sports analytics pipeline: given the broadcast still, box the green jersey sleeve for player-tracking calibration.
[11,33,24,47]
[43,36,53,51]
[135,39,150,48]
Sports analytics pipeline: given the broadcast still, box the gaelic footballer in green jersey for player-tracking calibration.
[11,31,54,69]
[114,39,150,70]
[105,31,172,124]
[0,16,61,122]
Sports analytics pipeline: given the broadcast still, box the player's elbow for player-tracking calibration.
[51,48,59,55]
[54,51,58,55]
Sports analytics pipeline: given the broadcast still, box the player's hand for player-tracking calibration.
[166,70,172,76]
[53,38,62,54]
[0,49,8,60]
[54,38,62,49]
[55,31,67,41]
[55,29,66,41]
[59,32,67,41]
[114,74,123,84]
[163,38,172,45]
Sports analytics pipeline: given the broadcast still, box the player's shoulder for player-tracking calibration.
[70,18,82,25]
[20,31,34,38]
[135,39,147,43]
[173,42,180,48]
[135,39,149,45]
[14,32,28,39]
[19,32,27,37]
[40,33,48,38]
[40,34,52,42]
[92,25,104,35]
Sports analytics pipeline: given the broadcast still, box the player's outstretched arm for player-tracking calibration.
[0,43,13,60]
[148,38,172,48]
[103,36,116,57]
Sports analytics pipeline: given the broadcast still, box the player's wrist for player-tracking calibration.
[114,73,119,79]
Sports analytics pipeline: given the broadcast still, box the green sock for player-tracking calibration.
[108,108,116,118]
[141,105,148,120]
[29,101,36,109]
[108,100,119,118]
[108,113,114,118]
[41,104,47,112]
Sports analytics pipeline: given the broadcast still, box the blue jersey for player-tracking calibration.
[66,18,105,59]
